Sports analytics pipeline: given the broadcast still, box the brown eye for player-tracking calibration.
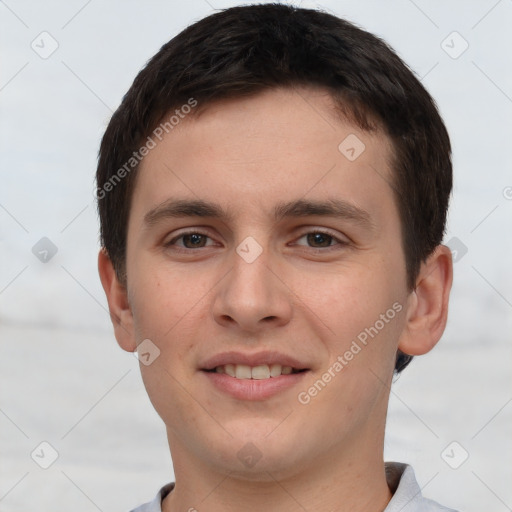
[306,232,334,248]
[166,231,214,250]
[295,230,346,250]
[181,233,208,248]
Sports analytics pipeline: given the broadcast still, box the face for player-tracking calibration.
[122,87,412,479]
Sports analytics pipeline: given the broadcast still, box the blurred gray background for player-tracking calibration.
[1,0,511,510]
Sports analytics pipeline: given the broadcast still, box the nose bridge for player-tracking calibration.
[233,243,272,299]
[212,237,292,329]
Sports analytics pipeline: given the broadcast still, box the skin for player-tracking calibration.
[99,86,452,512]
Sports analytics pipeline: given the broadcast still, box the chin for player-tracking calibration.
[205,426,309,480]
[217,451,306,483]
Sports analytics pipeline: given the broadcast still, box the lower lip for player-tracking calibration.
[202,371,308,400]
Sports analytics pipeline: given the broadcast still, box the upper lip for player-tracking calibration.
[201,351,308,371]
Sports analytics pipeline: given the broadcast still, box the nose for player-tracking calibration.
[212,243,293,333]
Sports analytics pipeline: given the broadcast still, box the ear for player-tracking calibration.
[98,248,137,352]
[398,244,453,356]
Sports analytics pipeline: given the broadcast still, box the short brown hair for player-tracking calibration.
[96,3,452,372]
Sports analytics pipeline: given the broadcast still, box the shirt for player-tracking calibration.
[130,462,458,512]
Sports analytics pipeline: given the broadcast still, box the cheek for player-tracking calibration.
[128,265,210,404]
[312,262,406,358]
[139,355,202,443]
[130,272,201,425]
[128,260,201,340]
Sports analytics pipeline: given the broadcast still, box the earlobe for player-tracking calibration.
[97,248,137,352]
[398,245,453,356]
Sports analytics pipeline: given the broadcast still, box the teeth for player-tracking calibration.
[213,364,298,379]
[269,364,282,377]
[251,365,270,380]
[235,364,252,379]
[224,364,236,377]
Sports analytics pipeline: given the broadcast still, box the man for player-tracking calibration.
[97,4,456,511]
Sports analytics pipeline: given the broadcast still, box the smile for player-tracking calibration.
[209,364,304,379]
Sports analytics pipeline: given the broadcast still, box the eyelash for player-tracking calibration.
[164,229,348,253]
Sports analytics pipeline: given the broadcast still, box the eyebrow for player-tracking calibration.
[143,197,375,230]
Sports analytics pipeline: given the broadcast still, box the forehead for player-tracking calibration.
[130,87,396,228]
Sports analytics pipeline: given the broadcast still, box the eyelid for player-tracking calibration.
[165,228,217,247]
[292,228,349,248]
[164,226,349,251]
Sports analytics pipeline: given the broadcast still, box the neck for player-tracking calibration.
[162,431,392,512]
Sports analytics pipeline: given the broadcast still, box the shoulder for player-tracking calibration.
[385,462,459,512]
[128,467,460,512]
[128,483,175,512]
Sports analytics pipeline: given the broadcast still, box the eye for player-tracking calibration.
[294,230,347,250]
[164,228,348,253]
[165,231,215,249]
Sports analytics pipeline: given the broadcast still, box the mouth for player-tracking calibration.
[204,364,307,379]
[200,352,310,400]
